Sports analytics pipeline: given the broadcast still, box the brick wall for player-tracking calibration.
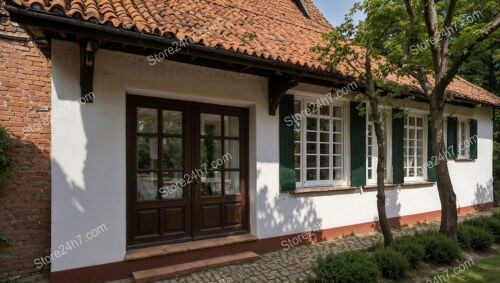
[0,5,51,281]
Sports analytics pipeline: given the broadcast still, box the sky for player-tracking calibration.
[311,0,365,26]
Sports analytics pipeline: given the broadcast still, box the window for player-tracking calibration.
[367,114,389,184]
[457,119,470,158]
[403,115,426,182]
[294,98,345,188]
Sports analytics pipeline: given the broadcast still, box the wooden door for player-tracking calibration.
[127,95,248,248]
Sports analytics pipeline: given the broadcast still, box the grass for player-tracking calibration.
[425,249,500,282]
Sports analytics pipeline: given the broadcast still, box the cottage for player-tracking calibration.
[0,0,498,282]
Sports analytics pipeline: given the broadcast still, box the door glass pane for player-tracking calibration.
[137,108,157,133]
[224,116,239,137]
[137,137,158,169]
[224,140,239,169]
[320,169,329,180]
[163,110,182,135]
[201,114,221,136]
[163,138,182,169]
[201,139,222,166]
[137,172,158,201]
[160,172,184,200]
[224,171,240,195]
[201,171,222,196]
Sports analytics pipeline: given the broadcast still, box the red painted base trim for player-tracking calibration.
[51,202,493,283]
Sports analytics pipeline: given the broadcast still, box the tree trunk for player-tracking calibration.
[370,100,394,246]
[430,90,457,240]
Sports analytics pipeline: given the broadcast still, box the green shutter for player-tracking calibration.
[279,95,296,192]
[427,117,436,182]
[447,116,457,159]
[392,108,404,184]
[350,102,366,187]
[469,119,478,159]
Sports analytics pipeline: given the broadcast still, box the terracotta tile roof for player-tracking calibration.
[4,0,500,106]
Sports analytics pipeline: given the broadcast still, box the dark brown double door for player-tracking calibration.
[127,95,248,248]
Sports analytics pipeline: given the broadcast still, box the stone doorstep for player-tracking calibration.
[132,251,259,283]
[126,234,257,261]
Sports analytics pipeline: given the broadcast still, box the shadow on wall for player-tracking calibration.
[472,179,494,209]
[371,187,403,231]
[256,168,324,247]
[0,137,50,281]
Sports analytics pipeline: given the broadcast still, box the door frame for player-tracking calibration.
[126,94,249,249]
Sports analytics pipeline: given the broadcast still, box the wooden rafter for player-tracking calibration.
[268,73,300,115]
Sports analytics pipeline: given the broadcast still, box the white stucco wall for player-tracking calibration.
[51,39,494,271]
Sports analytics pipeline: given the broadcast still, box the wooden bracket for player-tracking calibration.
[80,40,99,103]
[268,74,300,115]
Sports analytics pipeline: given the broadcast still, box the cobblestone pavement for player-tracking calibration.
[109,211,492,283]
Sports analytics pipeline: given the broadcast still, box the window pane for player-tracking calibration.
[417,118,423,127]
[320,144,329,154]
[307,132,317,142]
[306,118,317,130]
[307,143,316,154]
[201,139,221,165]
[320,119,329,131]
[333,144,341,154]
[224,116,239,137]
[333,169,341,180]
[307,155,316,167]
[137,172,158,201]
[163,138,182,169]
[306,169,317,180]
[320,169,329,180]
[333,156,341,167]
[332,133,341,142]
[320,155,329,167]
[161,172,183,200]
[319,105,329,116]
[224,171,240,195]
[332,120,341,132]
[332,106,341,118]
[137,108,157,133]
[137,137,158,169]
[320,133,329,142]
[295,155,301,168]
[224,140,240,169]
[201,114,221,136]
[201,171,222,196]
[294,142,301,154]
[163,110,182,135]
[295,170,301,182]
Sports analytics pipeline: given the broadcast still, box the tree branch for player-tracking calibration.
[440,0,458,68]
[423,0,442,74]
[437,12,500,91]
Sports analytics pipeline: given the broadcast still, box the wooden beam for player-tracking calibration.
[268,74,300,115]
[80,40,99,103]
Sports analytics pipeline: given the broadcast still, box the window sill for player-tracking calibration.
[362,184,398,190]
[454,158,474,162]
[290,186,357,194]
[400,181,435,188]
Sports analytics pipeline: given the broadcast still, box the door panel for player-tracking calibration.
[127,95,248,248]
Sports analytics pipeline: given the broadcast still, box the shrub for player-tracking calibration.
[493,211,500,222]
[374,247,409,279]
[393,235,425,269]
[463,216,500,241]
[414,231,461,264]
[312,251,379,283]
[457,224,494,251]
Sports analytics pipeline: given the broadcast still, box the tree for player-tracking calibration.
[312,2,407,246]
[317,0,499,240]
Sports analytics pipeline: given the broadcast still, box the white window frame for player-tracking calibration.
[293,96,348,188]
[366,109,392,185]
[457,118,470,159]
[403,113,428,183]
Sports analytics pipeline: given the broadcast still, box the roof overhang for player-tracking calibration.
[4,5,488,110]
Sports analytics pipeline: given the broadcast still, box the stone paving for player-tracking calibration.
[109,211,492,283]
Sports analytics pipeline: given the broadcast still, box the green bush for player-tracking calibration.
[463,216,500,241]
[392,235,425,269]
[493,211,500,222]
[312,251,379,283]
[457,224,494,251]
[373,247,409,279]
[414,231,461,264]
